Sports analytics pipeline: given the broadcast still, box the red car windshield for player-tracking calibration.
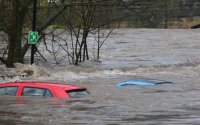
[0,86,18,95]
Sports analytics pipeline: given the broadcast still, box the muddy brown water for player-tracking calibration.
[1,71,200,125]
[1,29,200,125]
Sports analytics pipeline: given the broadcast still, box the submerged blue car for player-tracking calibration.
[116,79,172,86]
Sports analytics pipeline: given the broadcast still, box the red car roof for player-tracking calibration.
[0,81,86,90]
[18,81,85,90]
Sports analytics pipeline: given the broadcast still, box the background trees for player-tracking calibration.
[0,0,198,67]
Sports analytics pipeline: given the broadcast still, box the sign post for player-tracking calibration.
[28,0,37,65]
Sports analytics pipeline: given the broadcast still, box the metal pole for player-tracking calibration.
[31,0,37,64]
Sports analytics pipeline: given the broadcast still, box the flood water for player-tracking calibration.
[0,29,200,125]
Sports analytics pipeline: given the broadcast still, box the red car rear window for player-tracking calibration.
[66,89,89,98]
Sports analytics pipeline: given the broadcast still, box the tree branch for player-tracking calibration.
[0,56,7,65]
[37,3,70,32]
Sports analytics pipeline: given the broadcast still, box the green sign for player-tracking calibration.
[28,31,38,44]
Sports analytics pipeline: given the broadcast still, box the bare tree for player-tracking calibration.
[36,0,115,65]
[31,0,168,65]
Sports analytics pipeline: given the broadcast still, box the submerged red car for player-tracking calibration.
[0,81,89,98]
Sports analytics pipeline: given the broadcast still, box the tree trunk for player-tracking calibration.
[14,26,23,63]
[6,0,19,67]
[14,6,29,63]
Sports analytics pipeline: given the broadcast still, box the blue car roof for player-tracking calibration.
[116,79,172,86]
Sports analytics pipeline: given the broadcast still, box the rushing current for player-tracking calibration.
[0,29,200,125]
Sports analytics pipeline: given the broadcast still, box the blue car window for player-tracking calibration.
[0,87,18,95]
[22,87,52,97]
